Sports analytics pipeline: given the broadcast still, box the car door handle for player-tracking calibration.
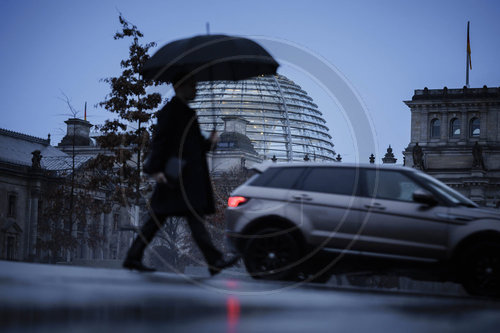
[292,194,313,201]
[435,213,473,223]
[364,203,386,210]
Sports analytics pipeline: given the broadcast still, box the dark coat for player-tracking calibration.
[144,97,215,216]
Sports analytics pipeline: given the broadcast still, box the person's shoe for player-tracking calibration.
[209,255,240,277]
[123,259,156,272]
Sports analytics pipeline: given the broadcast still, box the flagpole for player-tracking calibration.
[466,21,470,88]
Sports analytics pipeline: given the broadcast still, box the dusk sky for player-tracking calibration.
[1,0,499,162]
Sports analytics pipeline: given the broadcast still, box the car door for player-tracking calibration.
[353,169,450,261]
[286,166,364,250]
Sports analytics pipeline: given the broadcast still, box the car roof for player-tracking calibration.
[251,161,416,174]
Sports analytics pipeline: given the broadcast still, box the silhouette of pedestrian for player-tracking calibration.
[123,73,239,275]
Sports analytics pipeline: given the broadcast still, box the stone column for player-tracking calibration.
[81,227,89,260]
[69,221,78,262]
[28,188,40,260]
[441,111,448,142]
[98,213,105,260]
[103,213,111,259]
[480,109,488,142]
[461,109,468,143]
[410,108,419,143]
[421,107,429,142]
[116,209,122,259]
[23,198,31,260]
[494,106,500,142]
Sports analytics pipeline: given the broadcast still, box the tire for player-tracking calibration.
[459,242,500,297]
[243,227,300,281]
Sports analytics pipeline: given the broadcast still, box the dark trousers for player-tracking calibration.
[126,212,222,265]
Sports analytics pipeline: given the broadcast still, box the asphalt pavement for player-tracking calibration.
[1,260,500,333]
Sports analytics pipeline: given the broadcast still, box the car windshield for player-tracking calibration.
[414,172,478,207]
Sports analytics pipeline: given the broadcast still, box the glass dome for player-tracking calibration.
[190,74,336,162]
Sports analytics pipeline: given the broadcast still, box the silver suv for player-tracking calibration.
[225,162,500,296]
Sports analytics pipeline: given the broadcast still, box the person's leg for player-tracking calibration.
[185,214,222,266]
[123,212,166,271]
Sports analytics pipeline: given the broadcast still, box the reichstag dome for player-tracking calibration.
[190,75,336,162]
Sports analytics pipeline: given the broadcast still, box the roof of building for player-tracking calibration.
[0,128,91,171]
[408,86,500,102]
[42,155,94,171]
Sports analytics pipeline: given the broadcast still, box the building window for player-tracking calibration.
[7,194,17,218]
[430,118,440,139]
[449,118,461,138]
[470,117,480,137]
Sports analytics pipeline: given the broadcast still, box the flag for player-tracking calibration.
[467,21,472,70]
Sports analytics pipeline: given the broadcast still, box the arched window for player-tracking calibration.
[449,118,461,138]
[430,118,440,139]
[469,117,480,137]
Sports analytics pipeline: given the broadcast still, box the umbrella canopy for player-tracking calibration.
[141,34,279,83]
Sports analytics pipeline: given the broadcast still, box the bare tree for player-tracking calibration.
[37,94,109,263]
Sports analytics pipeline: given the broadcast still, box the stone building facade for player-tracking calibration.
[0,122,132,263]
[403,86,500,206]
[0,129,62,261]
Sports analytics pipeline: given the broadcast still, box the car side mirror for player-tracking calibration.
[413,189,438,206]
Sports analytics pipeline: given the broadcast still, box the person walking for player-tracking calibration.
[123,73,239,276]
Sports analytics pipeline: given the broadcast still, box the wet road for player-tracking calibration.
[1,260,499,332]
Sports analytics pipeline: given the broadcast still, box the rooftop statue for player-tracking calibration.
[412,142,423,169]
[472,142,485,170]
[31,150,42,169]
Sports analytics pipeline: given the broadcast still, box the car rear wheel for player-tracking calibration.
[243,227,300,280]
[459,242,500,297]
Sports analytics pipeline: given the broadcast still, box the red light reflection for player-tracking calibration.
[226,296,240,333]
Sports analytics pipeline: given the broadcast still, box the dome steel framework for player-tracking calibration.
[190,75,335,162]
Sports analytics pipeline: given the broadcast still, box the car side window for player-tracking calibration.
[364,170,423,202]
[250,167,305,189]
[298,167,360,195]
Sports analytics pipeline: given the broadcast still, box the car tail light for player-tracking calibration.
[228,196,248,208]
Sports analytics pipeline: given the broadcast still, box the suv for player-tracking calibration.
[225,162,500,296]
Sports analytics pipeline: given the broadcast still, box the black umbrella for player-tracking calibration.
[141,34,279,82]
